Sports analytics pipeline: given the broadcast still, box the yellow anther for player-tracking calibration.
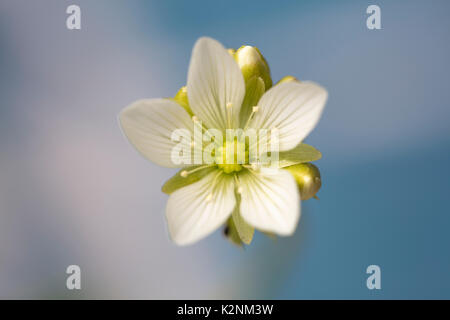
[244,106,260,130]
[180,170,188,178]
[180,165,213,178]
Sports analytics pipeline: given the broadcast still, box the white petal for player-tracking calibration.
[239,169,300,235]
[166,171,236,245]
[119,99,193,168]
[187,37,245,131]
[250,81,328,151]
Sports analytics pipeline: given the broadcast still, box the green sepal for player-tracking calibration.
[223,192,254,246]
[231,193,254,245]
[161,166,215,194]
[240,76,265,126]
[277,143,322,168]
[223,216,243,246]
[171,86,193,116]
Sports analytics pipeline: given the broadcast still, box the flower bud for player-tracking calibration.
[172,86,193,116]
[234,46,272,89]
[284,163,321,200]
[276,75,300,84]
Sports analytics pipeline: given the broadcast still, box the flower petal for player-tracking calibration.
[166,171,236,245]
[239,169,300,235]
[250,81,328,151]
[187,37,246,131]
[119,99,194,168]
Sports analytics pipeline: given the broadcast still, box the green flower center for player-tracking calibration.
[215,140,249,174]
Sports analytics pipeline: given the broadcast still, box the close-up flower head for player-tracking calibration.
[119,37,328,246]
[2,0,450,305]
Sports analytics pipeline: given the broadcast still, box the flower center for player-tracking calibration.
[215,140,248,174]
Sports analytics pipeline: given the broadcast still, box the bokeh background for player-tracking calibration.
[1,0,449,299]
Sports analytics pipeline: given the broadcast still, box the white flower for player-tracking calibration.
[119,37,327,246]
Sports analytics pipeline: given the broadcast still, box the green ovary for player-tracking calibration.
[215,140,249,174]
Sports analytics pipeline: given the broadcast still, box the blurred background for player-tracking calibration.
[1,0,449,299]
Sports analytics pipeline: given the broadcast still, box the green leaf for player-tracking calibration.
[161,166,215,194]
[239,76,265,126]
[231,193,254,245]
[277,143,322,168]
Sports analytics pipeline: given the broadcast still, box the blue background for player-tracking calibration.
[0,0,449,298]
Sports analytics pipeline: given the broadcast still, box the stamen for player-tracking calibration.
[205,193,213,202]
[180,165,213,178]
[202,127,215,142]
[265,126,279,149]
[192,114,215,142]
[180,170,188,178]
[243,105,259,130]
